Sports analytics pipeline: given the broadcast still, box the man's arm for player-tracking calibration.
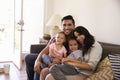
[34,37,55,73]
[34,45,49,73]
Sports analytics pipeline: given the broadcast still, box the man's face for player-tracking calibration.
[62,20,75,35]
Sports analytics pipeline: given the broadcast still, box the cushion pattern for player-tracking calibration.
[109,53,120,80]
[86,57,114,80]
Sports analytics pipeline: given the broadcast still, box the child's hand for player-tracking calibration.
[62,58,68,63]
[53,58,61,64]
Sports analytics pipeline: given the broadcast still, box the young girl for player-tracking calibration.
[49,37,83,80]
[66,37,83,63]
[42,31,67,68]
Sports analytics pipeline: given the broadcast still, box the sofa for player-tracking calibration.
[30,42,120,80]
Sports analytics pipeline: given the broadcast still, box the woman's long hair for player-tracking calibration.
[73,26,95,55]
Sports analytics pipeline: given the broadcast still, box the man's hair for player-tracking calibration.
[61,15,75,26]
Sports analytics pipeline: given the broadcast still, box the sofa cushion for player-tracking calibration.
[86,56,114,80]
[109,53,120,80]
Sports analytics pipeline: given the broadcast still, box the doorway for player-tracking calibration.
[0,0,14,62]
[0,0,22,70]
[0,0,44,70]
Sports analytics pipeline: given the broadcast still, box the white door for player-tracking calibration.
[13,0,23,70]
[0,0,22,69]
[13,0,44,70]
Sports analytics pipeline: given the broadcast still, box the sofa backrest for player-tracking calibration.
[99,42,120,61]
[30,44,46,53]
[30,42,120,59]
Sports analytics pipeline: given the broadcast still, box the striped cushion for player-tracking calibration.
[109,53,120,80]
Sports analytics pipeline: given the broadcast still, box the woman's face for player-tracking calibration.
[74,31,85,44]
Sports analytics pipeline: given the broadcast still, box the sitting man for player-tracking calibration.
[24,15,76,80]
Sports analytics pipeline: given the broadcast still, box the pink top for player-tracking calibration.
[49,43,67,57]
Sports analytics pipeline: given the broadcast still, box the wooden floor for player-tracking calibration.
[0,62,27,80]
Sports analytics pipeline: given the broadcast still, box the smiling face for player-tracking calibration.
[55,32,66,45]
[68,39,79,52]
[74,31,85,45]
[62,20,75,36]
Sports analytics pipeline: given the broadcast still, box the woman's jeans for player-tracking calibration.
[50,64,79,80]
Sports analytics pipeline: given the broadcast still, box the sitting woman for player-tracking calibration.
[45,26,103,80]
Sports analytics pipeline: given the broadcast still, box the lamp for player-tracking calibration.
[46,14,61,37]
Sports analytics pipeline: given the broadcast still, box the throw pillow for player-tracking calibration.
[109,53,120,80]
[86,56,114,80]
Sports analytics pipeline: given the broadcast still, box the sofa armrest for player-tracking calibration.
[30,44,47,54]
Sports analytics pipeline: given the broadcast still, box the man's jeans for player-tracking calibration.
[25,54,47,80]
[25,54,39,80]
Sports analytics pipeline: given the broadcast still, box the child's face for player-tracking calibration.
[69,40,79,52]
[55,33,66,44]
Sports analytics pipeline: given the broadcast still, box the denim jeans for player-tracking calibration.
[50,64,79,80]
[25,54,48,80]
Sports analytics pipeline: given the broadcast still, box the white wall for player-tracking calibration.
[45,0,120,45]
[22,0,44,52]
[44,0,54,33]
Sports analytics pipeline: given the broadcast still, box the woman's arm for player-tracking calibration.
[62,58,82,63]
[68,41,102,71]
[66,62,91,70]
[34,37,55,73]
[67,42,103,71]
[62,58,91,70]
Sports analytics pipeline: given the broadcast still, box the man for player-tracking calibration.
[25,15,75,80]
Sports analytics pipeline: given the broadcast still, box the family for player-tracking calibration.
[25,15,103,80]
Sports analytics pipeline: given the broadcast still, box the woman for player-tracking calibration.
[45,26,103,80]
